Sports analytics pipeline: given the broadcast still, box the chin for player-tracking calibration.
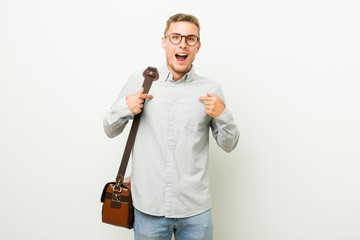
[174,64,190,73]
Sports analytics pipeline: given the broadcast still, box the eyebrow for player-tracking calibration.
[170,32,199,37]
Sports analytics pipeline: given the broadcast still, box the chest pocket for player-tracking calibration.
[179,98,211,135]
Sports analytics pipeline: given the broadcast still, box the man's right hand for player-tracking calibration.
[126,87,153,115]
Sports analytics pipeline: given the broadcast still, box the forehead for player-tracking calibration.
[167,21,199,36]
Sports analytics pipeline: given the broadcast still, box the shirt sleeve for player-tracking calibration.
[210,107,240,152]
[209,85,240,152]
[103,70,143,138]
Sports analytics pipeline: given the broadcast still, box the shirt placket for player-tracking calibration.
[164,82,176,216]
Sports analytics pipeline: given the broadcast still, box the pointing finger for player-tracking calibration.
[207,93,217,97]
[199,96,209,101]
[140,93,154,99]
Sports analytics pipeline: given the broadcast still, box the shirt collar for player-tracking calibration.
[160,63,196,83]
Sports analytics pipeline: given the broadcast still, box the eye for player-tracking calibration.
[171,34,180,40]
[187,36,195,42]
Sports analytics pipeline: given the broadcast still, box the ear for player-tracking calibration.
[196,41,201,53]
[161,37,166,49]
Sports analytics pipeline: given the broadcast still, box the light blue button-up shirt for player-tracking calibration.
[104,64,239,218]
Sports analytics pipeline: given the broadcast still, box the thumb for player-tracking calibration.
[207,92,217,97]
[137,87,144,95]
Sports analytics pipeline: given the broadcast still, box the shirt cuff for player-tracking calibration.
[214,107,232,124]
[111,97,134,119]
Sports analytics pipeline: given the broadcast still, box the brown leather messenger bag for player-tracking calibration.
[100,67,159,229]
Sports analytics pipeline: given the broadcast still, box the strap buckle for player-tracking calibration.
[113,185,122,193]
[113,178,123,193]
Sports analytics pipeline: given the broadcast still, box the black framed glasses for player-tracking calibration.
[164,33,200,46]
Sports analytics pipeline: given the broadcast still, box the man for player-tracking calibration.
[104,13,239,240]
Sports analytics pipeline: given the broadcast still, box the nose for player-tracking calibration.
[179,36,187,47]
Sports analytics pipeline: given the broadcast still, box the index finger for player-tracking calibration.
[199,96,209,101]
[140,93,154,99]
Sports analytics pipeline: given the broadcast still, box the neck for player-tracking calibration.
[167,64,192,82]
[172,72,184,82]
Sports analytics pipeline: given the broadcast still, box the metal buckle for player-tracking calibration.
[113,181,122,193]
[146,70,156,78]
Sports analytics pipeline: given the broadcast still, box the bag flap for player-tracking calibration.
[100,182,115,203]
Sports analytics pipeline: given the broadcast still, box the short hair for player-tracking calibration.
[164,13,200,36]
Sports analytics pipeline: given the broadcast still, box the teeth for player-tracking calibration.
[177,53,188,56]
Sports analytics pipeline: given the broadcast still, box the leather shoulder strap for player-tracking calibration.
[115,67,159,186]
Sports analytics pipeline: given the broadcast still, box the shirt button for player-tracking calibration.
[168,142,172,146]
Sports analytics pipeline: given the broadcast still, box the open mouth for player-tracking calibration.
[175,53,188,62]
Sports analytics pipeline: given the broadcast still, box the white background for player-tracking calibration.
[1,0,359,239]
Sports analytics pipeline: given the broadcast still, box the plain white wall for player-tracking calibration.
[1,0,359,239]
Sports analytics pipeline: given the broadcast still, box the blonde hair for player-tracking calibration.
[164,13,200,36]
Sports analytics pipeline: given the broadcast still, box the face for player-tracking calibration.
[162,21,201,81]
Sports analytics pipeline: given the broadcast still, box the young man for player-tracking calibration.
[104,13,239,240]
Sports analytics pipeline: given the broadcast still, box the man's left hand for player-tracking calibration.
[199,93,225,118]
